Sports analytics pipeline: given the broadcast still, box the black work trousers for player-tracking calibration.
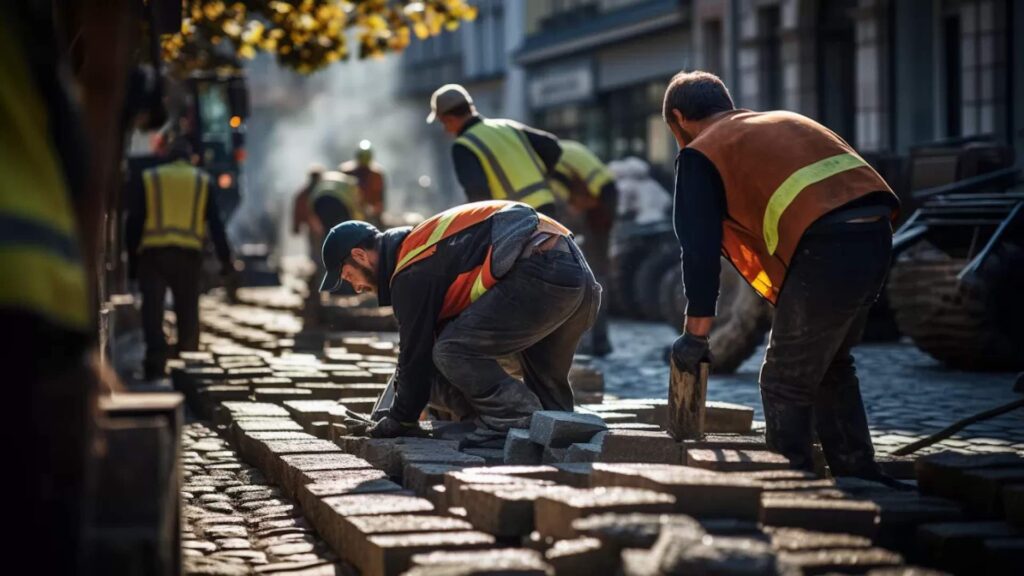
[139,247,202,377]
[430,241,601,432]
[759,218,892,476]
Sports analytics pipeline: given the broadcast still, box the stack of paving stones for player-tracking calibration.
[177,294,1023,575]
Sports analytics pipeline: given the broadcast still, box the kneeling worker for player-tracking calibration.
[320,200,601,446]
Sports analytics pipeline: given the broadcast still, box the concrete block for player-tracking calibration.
[460,484,576,537]
[361,531,495,576]
[982,537,1024,575]
[457,465,563,483]
[443,473,552,508]
[686,448,791,472]
[544,537,614,576]
[529,411,607,448]
[867,493,964,552]
[649,531,778,576]
[958,467,1024,517]
[916,521,1018,575]
[254,388,315,403]
[395,447,486,479]
[542,446,568,464]
[761,498,880,539]
[777,548,903,575]
[277,452,374,498]
[329,514,473,574]
[565,442,601,463]
[534,487,676,540]
[407,549,552,575]
[300,476,405,525]
[461,448,505,465]
[552,463,595,488]
[404,464,467,498]
[915,451,1024,499]
[704,401,755,433]
[572,513,706,550]
[765,527,871,552]
[598,430,682,464]
[591,463,763,520]
[283,400,340,427]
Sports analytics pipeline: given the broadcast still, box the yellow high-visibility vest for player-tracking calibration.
[141,160,210,251]
[311,171,365,221]
[0,21,89,332]
[455,119,555,210]
[555,140,614,198]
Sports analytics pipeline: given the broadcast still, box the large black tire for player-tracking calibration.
[632,245,680,320]
[659,260,773,373]
[887,240,1024,371]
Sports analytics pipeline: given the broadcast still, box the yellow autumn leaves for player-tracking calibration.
[163,0,478,74]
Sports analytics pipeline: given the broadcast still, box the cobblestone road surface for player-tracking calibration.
[593,320,1024,456]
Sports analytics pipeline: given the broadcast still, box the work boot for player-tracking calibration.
[813,378,914,490]
[761,396,816,473]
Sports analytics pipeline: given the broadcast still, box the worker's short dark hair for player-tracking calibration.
[443,103,474,119]
[662,71,735,123]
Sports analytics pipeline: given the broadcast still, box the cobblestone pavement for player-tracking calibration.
[593,320,1024,457]
[181,423,341,575]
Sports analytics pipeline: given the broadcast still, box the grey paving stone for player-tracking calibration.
[529,411,607,448]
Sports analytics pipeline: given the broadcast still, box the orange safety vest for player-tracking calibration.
[392,200,570,320]
[688,110,896,304]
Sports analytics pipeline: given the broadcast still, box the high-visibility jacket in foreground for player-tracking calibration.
[311,171,365,221]
[455,119,556,210]
[141,160,210,251]
[0,23,89,331]
[392,200,570,320]
[688,109,896,303]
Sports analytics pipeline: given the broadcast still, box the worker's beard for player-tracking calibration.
[352,261,377,293]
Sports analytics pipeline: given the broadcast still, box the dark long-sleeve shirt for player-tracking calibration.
[126,164,233,276]
[672,149,726,317]
[452,116,563,203]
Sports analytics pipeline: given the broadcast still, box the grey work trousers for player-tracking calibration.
[430,241,601,432]
[760,218,892,475]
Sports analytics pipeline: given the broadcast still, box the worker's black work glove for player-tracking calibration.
[367,415,419,439]
[671,332,712,374]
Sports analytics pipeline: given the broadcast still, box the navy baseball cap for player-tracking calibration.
[319,221,379,293]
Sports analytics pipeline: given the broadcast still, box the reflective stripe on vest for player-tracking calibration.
[763,153,867,254]
[555,141,613,197]
[456,119,555,209]
[311,173,365,221]
[392,200,570,320]
[0,21,89,331]
[141,161,209,251]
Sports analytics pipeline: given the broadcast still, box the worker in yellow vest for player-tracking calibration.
[550,140,619,356]
[663,71,906,487]
[310,169,364,234]
[319,201,601,447]
[428,84,562,218]
[127,138,235,379]
[2,7,117,571]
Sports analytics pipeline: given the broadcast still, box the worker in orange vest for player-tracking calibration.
[663,71,906,487]
[319,201,601,447]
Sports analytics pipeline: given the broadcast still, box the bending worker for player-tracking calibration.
[127,138,235,380]
[428,84,562,218]
[319,200,601,447]
[340,140,386,227]
[550,140,618,357]
[663,71,903,485]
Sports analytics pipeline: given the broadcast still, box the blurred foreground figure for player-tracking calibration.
[340,139,386,227]
[320,201,601,448]
[2,5,112,572]
[127,139,234,379]
[663,71,907,487]
[429,84,562,218]
[550,140,619,357]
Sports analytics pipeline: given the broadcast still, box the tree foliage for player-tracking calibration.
[162,0,478,73]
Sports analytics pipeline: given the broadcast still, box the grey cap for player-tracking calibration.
[427,84,473,123]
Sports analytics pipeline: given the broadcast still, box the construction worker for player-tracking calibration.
[293,164,327,310]
[127,138,235,379]
[428,84,562,218]
[3,5,117,571]
[550,140,618,357]
[310,169,363,234]
[663,71,904,485]
[340,140,386,227]
[320,200,601,447]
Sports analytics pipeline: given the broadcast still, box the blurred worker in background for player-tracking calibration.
[293,164,327,316]
[663,71,903,486]
[428,84,562,218]
[127,137,236,380]
[340,140,386,227]
[550,140,619,357]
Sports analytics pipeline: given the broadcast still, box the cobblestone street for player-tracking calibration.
[595,320,1024,457]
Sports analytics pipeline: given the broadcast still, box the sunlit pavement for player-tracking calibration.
[594,320,1024,457]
